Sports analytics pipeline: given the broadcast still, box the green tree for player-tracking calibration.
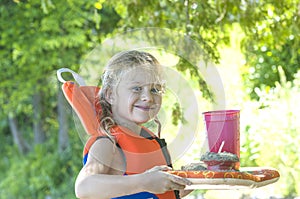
[0,0,120,197]
[0,0,120,152]
[107,0,300,99]
[241,71,300,197]
[240,1,300,99]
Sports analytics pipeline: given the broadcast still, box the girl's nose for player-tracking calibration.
[141,90,153,102]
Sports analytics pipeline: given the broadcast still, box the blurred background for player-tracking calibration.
[1,0,300,198]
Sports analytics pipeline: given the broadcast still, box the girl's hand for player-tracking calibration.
[140,165,192,194]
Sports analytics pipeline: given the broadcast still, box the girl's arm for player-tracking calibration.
[75,138,191,199]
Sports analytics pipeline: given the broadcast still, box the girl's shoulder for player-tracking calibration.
[90,136,116,152]
[88,136,125,173]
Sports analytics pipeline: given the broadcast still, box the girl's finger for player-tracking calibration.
[169,184,186,190]
[146,165,172,172]
[159,165,173,171]
[168,174,192,185]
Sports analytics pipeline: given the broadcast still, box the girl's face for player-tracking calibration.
[109,68,163,126]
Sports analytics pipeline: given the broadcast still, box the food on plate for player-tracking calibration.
[181,162,207,171]
[200,152,239,171]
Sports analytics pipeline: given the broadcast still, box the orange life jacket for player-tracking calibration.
[83,126,180,199]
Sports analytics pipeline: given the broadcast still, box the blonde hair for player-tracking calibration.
[98,50,163,139]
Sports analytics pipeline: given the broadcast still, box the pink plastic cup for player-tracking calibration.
[203,110,240,170]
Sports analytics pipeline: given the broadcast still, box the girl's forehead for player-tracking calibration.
[120,67,162,84]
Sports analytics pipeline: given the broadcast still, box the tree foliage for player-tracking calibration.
[241,71,300,197]
[240,0,300,99]
[0,0,120,148]
[1,0,91,114]
[106,0,300,99]
[0,0,120,196]
[0,137,83,199]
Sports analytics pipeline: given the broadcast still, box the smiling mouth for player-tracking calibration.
[134,105,155,111]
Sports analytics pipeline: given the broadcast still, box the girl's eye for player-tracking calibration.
[151,86,163,95]
[150,87,159,94]
[132,86,142,92]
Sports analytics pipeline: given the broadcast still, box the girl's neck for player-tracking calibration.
[115,120,142,135]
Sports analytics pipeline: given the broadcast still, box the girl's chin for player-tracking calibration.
[135,120,151,125]
[133,113,156,123]
[135,117,154,125]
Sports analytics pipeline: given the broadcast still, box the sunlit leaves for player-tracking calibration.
[0,141,83,198]
[244,73,300,196]
[0,0,94,114]
[240,1,300,99]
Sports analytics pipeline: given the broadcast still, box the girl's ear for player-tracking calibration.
[105,88,114,104]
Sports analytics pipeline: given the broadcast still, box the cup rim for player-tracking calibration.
[202,110,240,115]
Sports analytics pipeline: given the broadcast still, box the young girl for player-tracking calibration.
[75,50,192,199]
